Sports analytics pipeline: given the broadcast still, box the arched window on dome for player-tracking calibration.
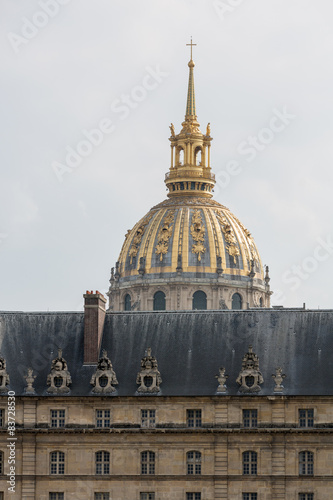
[232,293,242,310]
[153,291,166,311]
[176,146,184,166]
[259,297,263,307]
[194,146,202,166]
[124,294,131,311]
[192,291,207,310]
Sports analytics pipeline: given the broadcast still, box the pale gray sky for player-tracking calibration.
[1,0,333,311]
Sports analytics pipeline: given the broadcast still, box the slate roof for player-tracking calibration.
[0,309,332,397]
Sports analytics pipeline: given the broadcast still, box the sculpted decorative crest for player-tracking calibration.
[136,347,162,393]
[90,350,118,394]
[47,348,72,394]
[236,346,263,393]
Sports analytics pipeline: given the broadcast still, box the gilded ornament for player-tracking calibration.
[128,215,152,264]
[155,211,175,262]
[190,209,206,261]
[215,211,240,264]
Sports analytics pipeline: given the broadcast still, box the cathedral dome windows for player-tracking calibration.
[232,292,243,310]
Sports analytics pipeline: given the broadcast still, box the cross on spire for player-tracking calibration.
[186,37,197,60]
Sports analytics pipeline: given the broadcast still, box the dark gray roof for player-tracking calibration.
[0,309,333,397]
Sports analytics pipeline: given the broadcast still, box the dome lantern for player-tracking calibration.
[166,39,215,198]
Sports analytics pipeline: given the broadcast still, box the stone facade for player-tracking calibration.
[1,395,332,499]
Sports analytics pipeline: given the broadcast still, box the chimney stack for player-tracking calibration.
[83,291,106,364]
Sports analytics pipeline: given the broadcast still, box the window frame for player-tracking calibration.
[50,409,66,428]
[141,409,156,428]
[0,409,4,428]
[242,450,258,475]
[186,493,201,500]
[299,450,314,476]
[141,450,155,475]
[50,451,65,475]
[95,409,111,428]
[298,494,314,500]
[242,494,257,500]
[49,494,64,500]
[95,450,110,475]
[186,409,202,428]
[140,494,155,500]
[186,450,202,475]
[298,408,314,428]
[242,408,258,428]
[94,493,110,500]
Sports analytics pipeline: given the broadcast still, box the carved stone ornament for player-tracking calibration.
[90,350,118,394]
[216,367,228,393]
[46,349,72,394]
[236,346,264,393]
[190,209,206,261]
[272,367,285,393]
[24,368,36,394]
[0,356,10,394]
[136,347,162,393]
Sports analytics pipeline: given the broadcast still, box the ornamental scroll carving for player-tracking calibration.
[128,215,153,264]
[190,209,206,261]
[236,345,263,393]
[155,210,175,262]
[136,348,162,393]
[215,211,240,264]
[90,350,118,394]
[0,356,10,394]
[233,215,259,267]
[47,349,72,394]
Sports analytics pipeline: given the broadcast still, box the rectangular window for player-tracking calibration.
[0,409,4,427]
[94,494,110,500]
[299,409,314,428]
[187,409,202,428]
[96,409,111,428]
[141,409,156,427]
[299,494,314,500]
[243,409,258,428]
[49,494,64,500]
[140,494,155,500]
[186,494,201,500]
[50,410,65,428]
[243,494,257,500]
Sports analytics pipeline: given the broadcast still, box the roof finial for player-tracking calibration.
[185,37,197,118]
[186,36,197,61]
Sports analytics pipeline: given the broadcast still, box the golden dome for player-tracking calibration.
[117,196,264,282]
[108,41,271,311]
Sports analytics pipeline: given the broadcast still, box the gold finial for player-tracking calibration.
[186,37,197,61]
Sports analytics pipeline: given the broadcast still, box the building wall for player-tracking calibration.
[0,396,332,499]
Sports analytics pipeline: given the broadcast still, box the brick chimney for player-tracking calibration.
[83,290,106,364]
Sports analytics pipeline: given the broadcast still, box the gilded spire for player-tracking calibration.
[185,38,197,118]
[165,40,215,198]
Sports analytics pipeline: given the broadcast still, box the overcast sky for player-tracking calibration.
[1,0,333,312]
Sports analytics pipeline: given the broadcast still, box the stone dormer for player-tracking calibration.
[90,350,118,393]
[136,348,162,393]
[46,349,72,394]
[0,356,10,394]
[236,345,264,393]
